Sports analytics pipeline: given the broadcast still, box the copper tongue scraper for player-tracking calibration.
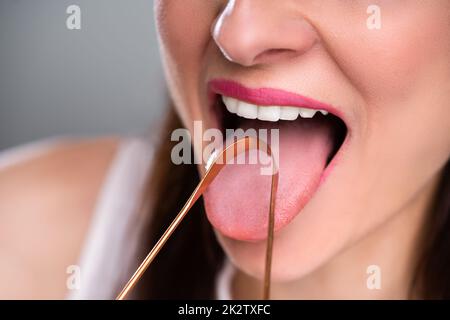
[116,136,279,300]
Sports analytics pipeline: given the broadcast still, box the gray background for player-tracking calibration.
[0,0,165,150]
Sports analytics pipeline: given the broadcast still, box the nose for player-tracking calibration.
[212,0,319,67]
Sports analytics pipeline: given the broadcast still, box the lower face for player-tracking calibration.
[155,0,450,282]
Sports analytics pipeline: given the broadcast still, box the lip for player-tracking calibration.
[208,79,346,120]
[205,78,352,240]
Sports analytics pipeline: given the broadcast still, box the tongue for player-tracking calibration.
[203,118,334,241]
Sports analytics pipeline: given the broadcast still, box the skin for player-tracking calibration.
[155,0,450,299]
[0,138,119,298]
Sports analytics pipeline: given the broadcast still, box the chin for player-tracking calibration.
[213,212,339,284]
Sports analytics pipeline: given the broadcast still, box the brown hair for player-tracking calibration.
[135,106,224,299]
[135,105,450,299]
[411,156,450,298]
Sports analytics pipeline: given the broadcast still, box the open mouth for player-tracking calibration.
[203,79,348,241]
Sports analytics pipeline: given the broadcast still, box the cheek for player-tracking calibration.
[155,0,218,127]
[327,3,450,178]
[326,3,450,105]
[359,7,450,169]
[155,0,217,75]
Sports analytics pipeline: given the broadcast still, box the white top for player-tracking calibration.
[0,136,234,300]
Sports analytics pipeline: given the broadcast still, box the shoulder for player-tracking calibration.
[0,136,121,299]
[0,135,120,183]
[0,136,121,215]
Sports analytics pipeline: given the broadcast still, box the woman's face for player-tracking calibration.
[155,0,450,282]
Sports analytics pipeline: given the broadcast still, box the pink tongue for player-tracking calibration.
[203,118,334,241]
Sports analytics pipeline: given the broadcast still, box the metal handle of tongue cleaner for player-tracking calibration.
[116,136,279,300]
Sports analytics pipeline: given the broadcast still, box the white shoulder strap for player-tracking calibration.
[67,137,153,300]
[0,137,66,170]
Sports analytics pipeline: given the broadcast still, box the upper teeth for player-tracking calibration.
[222,96,328,122]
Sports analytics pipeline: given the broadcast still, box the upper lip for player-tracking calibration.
[208,78,346,123]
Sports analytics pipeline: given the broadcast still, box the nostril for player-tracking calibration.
[253,48,299,64]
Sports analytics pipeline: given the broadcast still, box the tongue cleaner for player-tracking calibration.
[116,136,279,300]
